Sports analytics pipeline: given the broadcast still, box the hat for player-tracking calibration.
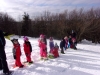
[23,36,29,41]
[49,37,53,40]
[40,34,44,38]
[11,38,18,43]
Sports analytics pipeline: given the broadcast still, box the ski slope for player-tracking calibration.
[0,36,100,75]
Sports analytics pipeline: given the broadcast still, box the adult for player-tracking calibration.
[71,30,76,39]
[0,29,11,75]
[71,30,77,50]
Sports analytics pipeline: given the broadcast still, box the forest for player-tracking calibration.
[0,8,100,43]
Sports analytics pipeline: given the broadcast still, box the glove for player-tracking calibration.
[13,55,16,59]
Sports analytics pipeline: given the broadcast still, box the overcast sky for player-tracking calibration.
[0,0,100,20]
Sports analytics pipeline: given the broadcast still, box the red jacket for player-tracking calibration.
[51,47,59,58]
[13,44,21,56]
[23,42,31,54]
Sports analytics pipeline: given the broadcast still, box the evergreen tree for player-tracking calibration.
[21,12,31,36]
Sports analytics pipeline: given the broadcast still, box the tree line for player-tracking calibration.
[0,8,100,43]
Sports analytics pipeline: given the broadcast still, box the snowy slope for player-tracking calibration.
[0,36,100,75]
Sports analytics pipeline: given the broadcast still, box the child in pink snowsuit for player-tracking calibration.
[64,36,68,50]
[38,34,48,60]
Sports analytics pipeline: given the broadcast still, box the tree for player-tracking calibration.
[21,12,31,36]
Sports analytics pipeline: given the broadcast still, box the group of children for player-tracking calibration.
[38,34,59,60]
[11,36,33,68]
[60,30,77,54]
[10,30,77,68]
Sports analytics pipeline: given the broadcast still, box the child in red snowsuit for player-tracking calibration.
[11,38,24,68]
[23,36,33,63]
[38,35,48,60]
[51,43,59,58]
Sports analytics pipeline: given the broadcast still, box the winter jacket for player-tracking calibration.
[0,30,6,47]
[23,41,32,54]
[13,44,21,57]
[38,39,47,57]
[39,40,46,51]
[68,38,73,44]
[52,47,59,58]
[12,48,16,59]
[71,32,76,38]
[44,37,47,45]
[60,39,65,48]
[0,30,7,60]
[49,41,54,49]
[65,39,68,46]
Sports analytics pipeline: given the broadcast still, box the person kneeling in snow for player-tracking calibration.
[52,43,59,58]
[48,43,59,58]
[11,38,24,68]
[23,36,33,64]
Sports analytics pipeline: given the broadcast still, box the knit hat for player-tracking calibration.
[23,36,29,41]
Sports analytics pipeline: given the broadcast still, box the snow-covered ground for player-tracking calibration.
[0,36,100,75]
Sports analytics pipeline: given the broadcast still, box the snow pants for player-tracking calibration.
[25,53,32,62]
[40,49,47,58]
[15,55,23,67]
[60,47,65,53]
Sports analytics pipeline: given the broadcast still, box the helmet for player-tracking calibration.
[11,38,18,43]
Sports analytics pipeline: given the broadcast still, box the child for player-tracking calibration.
[64,36,68,50]
[44,35,47,53]
[68,35,73,48]
[52,43,59,58]
[49,37,54,53]
[60,38,65,54]
[11,38,24,68]
[23,36,33,64]
[38,35,48,60]
[71,30,77,50]
[72,38,77,50]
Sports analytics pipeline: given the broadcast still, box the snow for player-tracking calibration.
[0,36,100,75]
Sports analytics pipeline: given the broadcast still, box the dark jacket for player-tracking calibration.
[44,36,47,45]
[60,39,65,48]
[68,38,73,44]
[0,30,6,48]
[71,32,76,38]
[0,30,6,59]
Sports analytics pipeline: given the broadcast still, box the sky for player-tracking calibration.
[0,0,100,21]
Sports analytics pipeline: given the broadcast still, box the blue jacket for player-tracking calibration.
[60,39,65,48]
[49,41,54,49]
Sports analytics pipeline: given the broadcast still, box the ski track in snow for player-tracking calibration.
[0,36,100,75]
